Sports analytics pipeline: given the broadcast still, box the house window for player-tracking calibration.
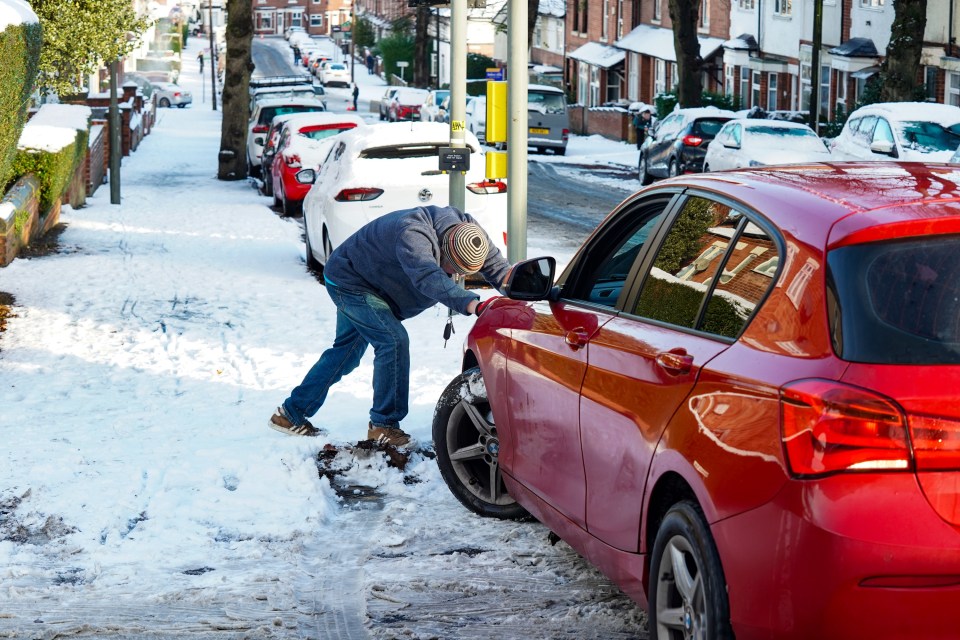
[617,0,624,39]
[740,67,750,107]
[261,14,272,29]
[738,0,756,8]
[578,61,589,105]
[699,0,710,28]
[602,0,609,40]
[775,0,791,15]
[572,0,581,33]
[754,256,779,278]
[670,62,677,89]
[653,0,661,21]
[860,0,884,6]
[607,69,623,103]
[725,65,734,97]
[949,73,960,107]
[820,64,831,118]
[752,71,761,108]
[582,0,590,32]
[800,62,811,113]
[628,52,640,101]
[655,59,666,95]
[310,13,322,27]
[290,11,302,27]
[925,67,938,101]
[590,66,600,106]
[835,70,847,114]
[767,73,778,111]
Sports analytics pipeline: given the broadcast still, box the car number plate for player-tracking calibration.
[529,127,549,135]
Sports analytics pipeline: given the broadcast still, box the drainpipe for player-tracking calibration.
[950,0,955,58]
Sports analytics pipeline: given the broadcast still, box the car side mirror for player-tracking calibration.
[870,139,896,156]
[254,136,264,146]
[723,139,740,150]
[502,257,556,301]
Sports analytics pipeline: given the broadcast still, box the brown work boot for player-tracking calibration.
[367,423,412,447]
[269,406,320,437]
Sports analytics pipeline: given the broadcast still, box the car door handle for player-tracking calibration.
[565,328,589,350]
[656,349,693,375]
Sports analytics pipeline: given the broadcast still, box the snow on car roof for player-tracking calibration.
[280,112,366,130]
[343,122,477,152]
[853,102,960,126]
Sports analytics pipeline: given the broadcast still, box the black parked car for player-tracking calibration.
[638,107,735,184]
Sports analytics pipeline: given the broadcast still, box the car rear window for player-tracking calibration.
[259,105,323,125]
[692,118,730,138]
[301,124,357,140]
[827,235,960,364]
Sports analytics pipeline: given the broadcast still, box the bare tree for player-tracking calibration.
[528,0,540,47]
[879,0,927,102]
[414,5,430,86]
[668,0,703,107]
[218,0,254,180]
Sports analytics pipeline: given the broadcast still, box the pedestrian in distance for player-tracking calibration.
[366,53,375,75]
[292,45,300,66]
[352,83,359,111]
[633,106,654,150]
[197,50,204,74]
[269,205,510,446]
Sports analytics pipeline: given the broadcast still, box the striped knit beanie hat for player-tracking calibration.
[441,222,489,275]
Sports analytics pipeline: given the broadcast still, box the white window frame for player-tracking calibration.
[752,71,761,108]
[820,64,831,118]
[949,72,960,108]
[578,61,589,105]
[800,62,812,113]
[310,13,322,27]
[699,0,710,29]
[602,0,609,40]
[590,65,601,106]
[835,70,847,114]
[628,52,640,101]
[617,0,625,39]
[740,67,750,107]
[725,65,734,97]
[653,0,661,22]
[774,0,792,16]
[860,0,884,7]
[767,72,778,111]
[738,0,756,9]
[655,59,666,96]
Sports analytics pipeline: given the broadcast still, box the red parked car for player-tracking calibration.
[387,88,429,122]
[433,162,960,640]
[270,112,365,216]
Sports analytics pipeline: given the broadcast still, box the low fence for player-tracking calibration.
[569,105,633,144]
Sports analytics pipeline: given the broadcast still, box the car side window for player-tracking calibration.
[564,199,672,308]
[855,115,878,143]
[872,118,895,145]
[731,124,742,146]
[634,196,779,338]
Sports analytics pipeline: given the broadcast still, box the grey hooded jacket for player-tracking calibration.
[324,205,511,319]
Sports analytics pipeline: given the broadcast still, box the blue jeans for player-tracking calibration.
[283,283,409,428]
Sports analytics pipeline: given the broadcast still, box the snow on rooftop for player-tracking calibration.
[568,42,625,69]
[0,0,37,31]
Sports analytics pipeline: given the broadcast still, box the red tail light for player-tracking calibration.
[284,154,301,167]
[562,128,570,142]
[252,124,269,134]
[908,414,960,471]
[780,379,910,477]
[682,135,704,147]
[173,92,181,98]
[334,188,384,202]
[467,180,507,194]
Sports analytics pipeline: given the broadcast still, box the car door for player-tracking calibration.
[580,194,751,552]
[647,114,682,176]
[503,194,677,528]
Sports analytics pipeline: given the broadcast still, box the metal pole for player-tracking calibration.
[507,0,528,262]
[208,1,217,111]
[350,1,355,81]
[448,0,466,213]
[109,60,121,204]
[809,0,823,133]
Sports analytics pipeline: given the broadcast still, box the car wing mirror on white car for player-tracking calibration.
[503,257,556,301]
[723,139,740,150]
[870,139,897,157]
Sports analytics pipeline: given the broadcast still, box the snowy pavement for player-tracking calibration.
[0,37,648,638]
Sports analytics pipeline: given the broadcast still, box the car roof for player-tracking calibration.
[339,122,479,153]
[663,162,960,246]
[253,97,325,109]
[672,107,737,120]
[738,119,816,132]
[528,84,564,94]
[850,101,960,125]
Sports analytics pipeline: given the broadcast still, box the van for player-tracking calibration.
[527,84,569,155]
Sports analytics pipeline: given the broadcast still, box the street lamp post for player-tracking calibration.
[208,0,217,111]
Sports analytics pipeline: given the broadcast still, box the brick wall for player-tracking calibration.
[569,105,630,140]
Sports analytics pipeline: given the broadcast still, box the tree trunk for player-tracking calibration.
[218,0,254,180]
[414,6,430,87]
[527,0,540,48]
[668,0,702,107]
[880,0,926,102]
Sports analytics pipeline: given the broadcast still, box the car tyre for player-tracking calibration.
[668,159,680,178]
[262,171,273,197]
[159,98,170,108]
[555,147,566,156]
[433,367,530,520]
[280,184,300,217]
[649,501,733,640]
[638,154,652,186]
[303,216,323,272]
[177,104,186,109]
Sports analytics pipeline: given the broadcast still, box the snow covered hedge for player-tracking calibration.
[0,0,41,195]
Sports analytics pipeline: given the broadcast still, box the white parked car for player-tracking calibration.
[465,96,486,143]
[319,62,350,87]
[419,89,450,122]
[830,102,960,162]
[704,119,831,171]
[302,122,508,271]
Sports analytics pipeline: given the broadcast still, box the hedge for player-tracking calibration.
[10,127,87,216]
[0,20,42,194]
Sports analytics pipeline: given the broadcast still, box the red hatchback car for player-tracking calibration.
[270,112,365,216]
[433,163,960,640]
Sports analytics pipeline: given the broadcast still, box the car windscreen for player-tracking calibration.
[827,235,960,364]
[359,143,476,159]
[692,118,731,138]
[259,105,323,125]
[528,91,565,114]
[745,126,826,152]
[897,120,960,153]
